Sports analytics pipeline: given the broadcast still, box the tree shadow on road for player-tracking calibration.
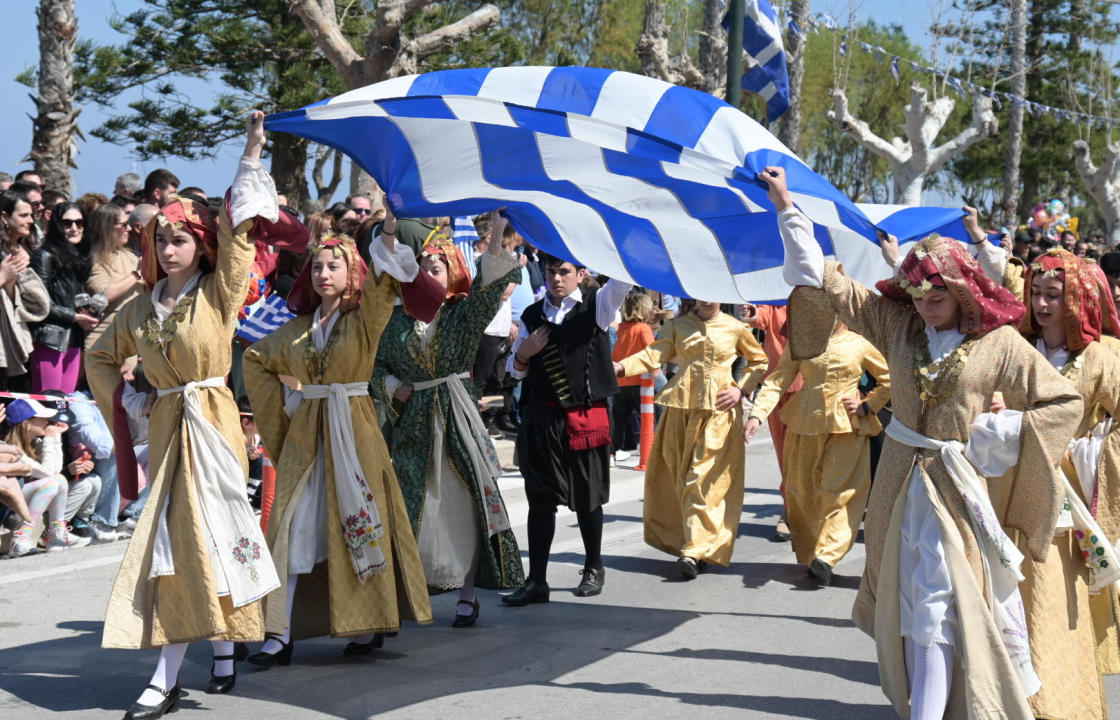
[540,680,894,719]
[620,646,879,686]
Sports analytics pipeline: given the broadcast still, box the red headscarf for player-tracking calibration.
[876,234,1026,335]
[418,233,472,299]
[140,199,219,288]
[287,234,368,316]
[1021,247,1120,351]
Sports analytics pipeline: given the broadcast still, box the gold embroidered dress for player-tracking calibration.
[780,208,1082,719]
[86,204,267,650]
[242,243,433,640]
[617,311,767,566]
[749,329,890,568]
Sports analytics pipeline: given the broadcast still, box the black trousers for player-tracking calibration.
[473,334,514,417]
[611,385,641,450]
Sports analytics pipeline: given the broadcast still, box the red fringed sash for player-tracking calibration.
[565,401,610,451]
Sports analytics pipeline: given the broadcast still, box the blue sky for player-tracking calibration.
[0,1,938,201]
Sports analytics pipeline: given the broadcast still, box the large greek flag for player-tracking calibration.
[266,66,970,304]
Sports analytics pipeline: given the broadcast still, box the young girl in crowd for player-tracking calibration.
[764,166,1081,720]
[614,299,768,579]
[242,189,434,666]
[373,209,524,627]
[86,113,280,719]
[4,398,89,556]
[745,320,889,586]
[610,292,656,463]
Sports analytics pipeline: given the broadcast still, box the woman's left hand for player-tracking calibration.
[715,385,743,411]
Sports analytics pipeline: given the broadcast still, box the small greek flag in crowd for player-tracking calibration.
[724,0,790,122]
[237,294,296,344]
[451,216,479,279]
[266,66,970,304]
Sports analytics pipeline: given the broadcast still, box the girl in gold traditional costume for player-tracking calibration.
[744,321,889,586]
[1015,247,1120,720]
[762,166,1081,720]
[614,300,768,579]
[86,113,281,720]
[242,192,434,668]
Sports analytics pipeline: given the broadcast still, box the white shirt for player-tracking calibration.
[484,297,512,337]
[506,278,632,379]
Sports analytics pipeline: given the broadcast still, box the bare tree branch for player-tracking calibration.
[1074,140,1120,245]
[637,0,706,90]
[287,0,363,86]
[390,4,500,76]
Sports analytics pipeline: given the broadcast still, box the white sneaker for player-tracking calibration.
[7,536,33,558]
[614,450,631,462]
[120,516,138,532]
[89,521,120,543]
[45,529,91,552]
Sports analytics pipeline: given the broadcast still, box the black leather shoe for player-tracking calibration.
[676,556,699,580]
[343,634,385,656]
[771,519,791,542]
[495,415,520,434]
[246,636,293,668]
[206,642,249,694]
[574,567,605,597]
[809,558,833,587]
[122,683,181,720]
[501,579,550,606]
[452,599,480,628]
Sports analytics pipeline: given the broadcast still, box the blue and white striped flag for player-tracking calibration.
[237,293,296,344]
[723,0,790,121]
[265,66,970,304]
[451,216,479,279]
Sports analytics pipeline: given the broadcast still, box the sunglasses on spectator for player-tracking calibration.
[61,219,84,228]
[352,207,372,216]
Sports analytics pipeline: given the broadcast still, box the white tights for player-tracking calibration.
[135,638,241,705]
[260,573,300,655]
[905,638,953,720]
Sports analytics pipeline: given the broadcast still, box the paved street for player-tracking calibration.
[2,425,1119,719]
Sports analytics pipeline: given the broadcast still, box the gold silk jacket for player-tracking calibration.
[750,329,890,436]
[619,311,768,409]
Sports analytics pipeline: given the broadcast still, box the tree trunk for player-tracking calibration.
[698,0,726,96]
[778,0,809,153]
[269,133,309,211]
[1000,0,1027,226]
[1021,0,1046,207]
[29,0,78,196]
[637,0,705,88]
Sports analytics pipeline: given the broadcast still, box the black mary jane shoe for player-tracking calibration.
[122,683,182,720]
[343,633,385,656]
[574,567,605,597]
[452,599,480,628]
[206,642,249,694]
[500,579,550,606]
[246,636,293,669]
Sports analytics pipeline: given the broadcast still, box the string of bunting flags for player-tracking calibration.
[788,11,1117,130]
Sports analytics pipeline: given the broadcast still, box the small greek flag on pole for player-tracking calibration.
[451,216,479,279]
[725,0,791,122]
[237,294,296,344]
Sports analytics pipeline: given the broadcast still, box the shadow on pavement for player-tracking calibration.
[620,646,879,686]
[541,681,894,719]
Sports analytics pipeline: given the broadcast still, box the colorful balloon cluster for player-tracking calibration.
[1027,199,1079,240]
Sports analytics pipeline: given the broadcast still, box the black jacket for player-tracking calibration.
[30,246,84,351]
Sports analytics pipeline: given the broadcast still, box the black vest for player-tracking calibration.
[521,287,619,408]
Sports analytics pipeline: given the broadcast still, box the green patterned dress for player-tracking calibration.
[373,255,525,593]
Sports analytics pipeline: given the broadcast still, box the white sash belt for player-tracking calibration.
[150,377,280,607]
[411,372,510,537]
[301,382,387,582]
[885,418,1040,696]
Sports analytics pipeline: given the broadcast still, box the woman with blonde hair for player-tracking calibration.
[85,202,143,351]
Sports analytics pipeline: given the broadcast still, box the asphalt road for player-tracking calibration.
[2,425,1118,719]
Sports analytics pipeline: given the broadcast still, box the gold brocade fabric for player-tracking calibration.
[85,212,260,649]
[796,262,1082,719]
[642,406,744,566]
[618,311,768,410]
[749,329,890,436]
[782,432,871,567]
[242,272,433,639]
